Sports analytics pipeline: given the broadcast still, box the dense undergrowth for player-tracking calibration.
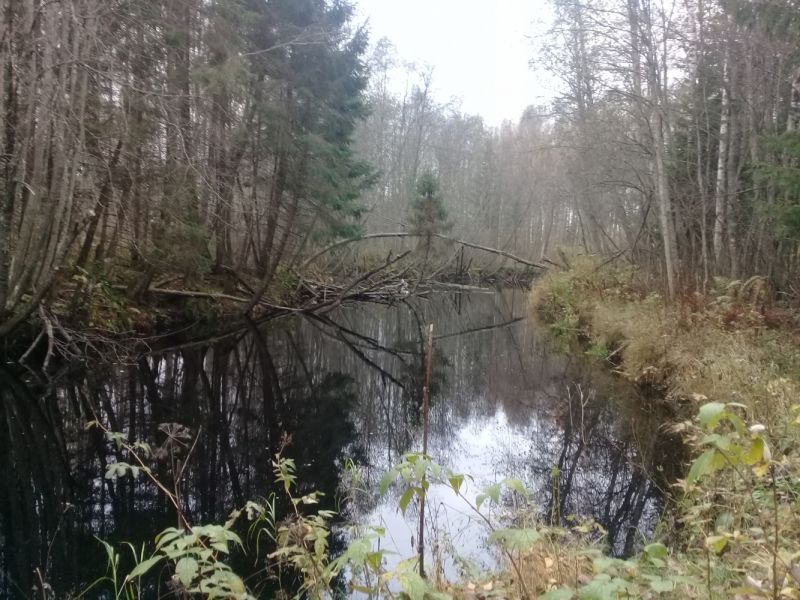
[529,258,800,599]
[75,427,702,600]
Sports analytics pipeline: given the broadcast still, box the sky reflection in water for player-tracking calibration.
[0,290,676,598]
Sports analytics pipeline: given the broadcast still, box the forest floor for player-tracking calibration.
[514,258,800,599]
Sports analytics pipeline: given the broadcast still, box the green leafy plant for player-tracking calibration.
[380,452,549,599]
[85,414,800,600]
[377,453,703,600]
[586,343,610,358]
[83,421,258,599]
[676,401,800,599]
[266,455,339,597]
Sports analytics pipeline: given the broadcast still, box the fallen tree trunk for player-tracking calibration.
[148,288,252,303]
[318,251,411,315]
[299,232,547,273]
[112,285,254,305]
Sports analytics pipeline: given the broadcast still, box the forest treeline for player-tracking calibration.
[355,0,800,299]
[0,0,374,337]
[1,0,799,338]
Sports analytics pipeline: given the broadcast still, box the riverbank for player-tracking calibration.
[530,259,800,423]
[525,259,800,599]
[3,264,534,366]
[13,263,533,337]
[6,273,798,600]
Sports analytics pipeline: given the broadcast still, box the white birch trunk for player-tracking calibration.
[714,55,730,270]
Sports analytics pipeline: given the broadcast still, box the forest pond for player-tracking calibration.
[0,291,682,598]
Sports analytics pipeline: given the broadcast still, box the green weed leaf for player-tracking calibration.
[701,433,731,451]
[538,590,574,600]
[128,556,161,579]
[156,528,183,549]
[686,449,715,485]
[592,557,616,573]
[698,402,725,427]
[579,576,617,600]
[449,475,464,494]
[643,543,668,560]
[650,578,675,593]
[725,413,745,435]
[743,438,764,466]
[175,556,199,587]
[399,488,415,516]
[483,483,501,504]
[704,535,728,554]
[396,556,419,573]
[501,477,528,498]
[487,528,540,552]
[398,571,428,600]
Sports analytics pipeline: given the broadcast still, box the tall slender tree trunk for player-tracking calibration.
[653,106,676,297]
[0,0,14,315]
[714,54,730,271]
[788,67,800,133]
[726,80,739,280]
[643,0,677,297]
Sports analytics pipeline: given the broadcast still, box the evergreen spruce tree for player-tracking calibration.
[758,132,800,236]
[411,171,451,287]
[746,0,800,240]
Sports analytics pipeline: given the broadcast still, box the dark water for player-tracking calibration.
[0,291,681,598]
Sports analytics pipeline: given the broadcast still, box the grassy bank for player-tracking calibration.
[526,259,800,599]
[530,259,800,426]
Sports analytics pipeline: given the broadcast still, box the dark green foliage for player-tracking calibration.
[411,170,451,237]
[246,0,376,247]
[729,0,800,38]
[756,132,800,237]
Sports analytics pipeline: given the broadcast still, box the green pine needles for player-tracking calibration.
[756,132,800,238]
[411,171,451,238]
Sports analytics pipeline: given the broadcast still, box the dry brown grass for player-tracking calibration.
[531,259,800,434]
[528,261,800,598]
[507,535,596,598]
[435,528,600,600]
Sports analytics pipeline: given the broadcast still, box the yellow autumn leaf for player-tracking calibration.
[753,462,769,477]
[705,535,728,554]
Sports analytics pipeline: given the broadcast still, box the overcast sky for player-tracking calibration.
[353,0,553,127]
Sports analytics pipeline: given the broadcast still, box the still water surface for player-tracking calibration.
[0,291,679,598]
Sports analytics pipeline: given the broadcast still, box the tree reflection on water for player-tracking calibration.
[0,290,682,598]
